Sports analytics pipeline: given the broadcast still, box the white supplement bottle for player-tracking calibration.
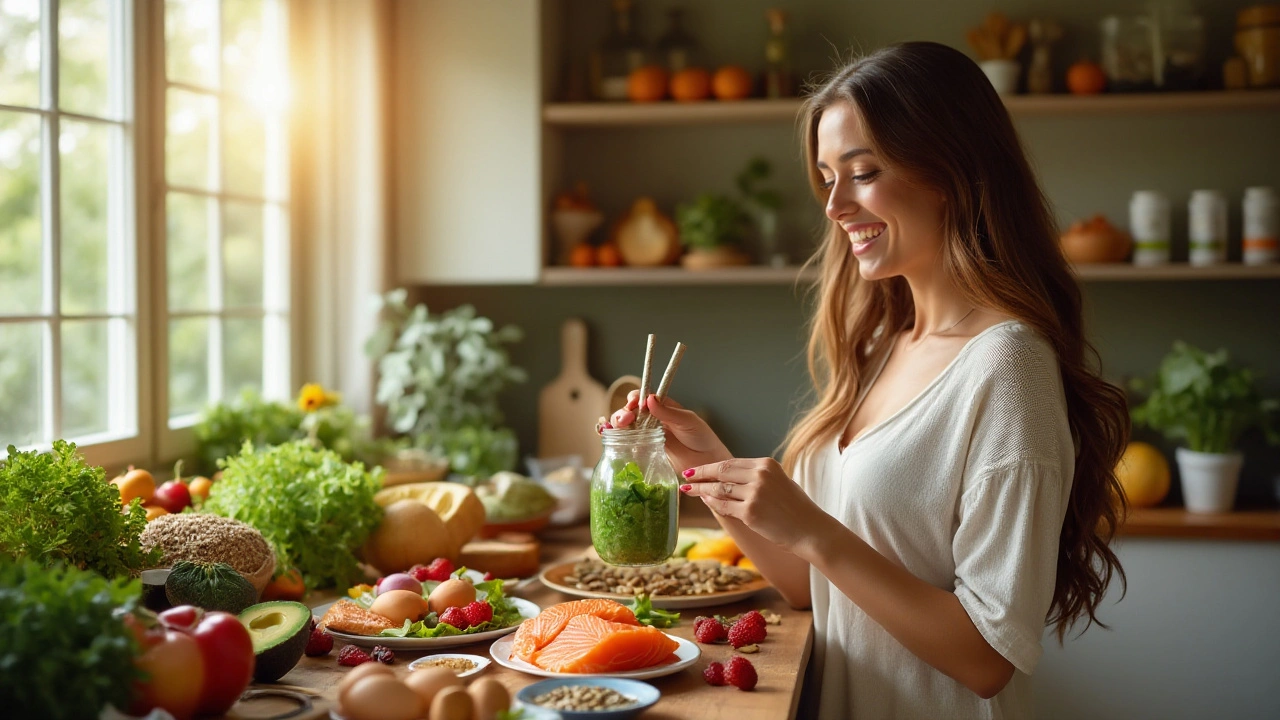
[1243,186,1277,265]
[1130,191,1171,266]
[1188,189,1227,266]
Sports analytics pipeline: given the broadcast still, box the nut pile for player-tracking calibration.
[140,513,273,576]
[563,558,758,596]
[531,685,637,711]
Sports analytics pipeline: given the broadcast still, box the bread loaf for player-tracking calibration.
[458,538,541,579]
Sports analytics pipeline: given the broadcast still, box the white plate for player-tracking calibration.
[407,652,492,677]
[312,597,541,649]
[488,631,700,680]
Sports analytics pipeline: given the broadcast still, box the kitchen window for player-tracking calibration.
[0,0,293,467]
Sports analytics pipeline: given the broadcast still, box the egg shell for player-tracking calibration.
[427,578,477,614]
[341,674,422,720]
[429,685,474,720]
[404,666,464,710]
[337,661,395,706]
[467,677,510,720]
[371,588,431,625]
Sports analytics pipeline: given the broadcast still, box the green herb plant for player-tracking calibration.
[365,290,527,477]
[193,389,305,475]
[0,559,144,719]
[0,441,159,577]
[626,593,681,628]
[675,194,748,251]
[1131,342,1280,454]
[203,441,384,589]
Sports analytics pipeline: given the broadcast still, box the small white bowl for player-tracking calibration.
[407,652,492,678]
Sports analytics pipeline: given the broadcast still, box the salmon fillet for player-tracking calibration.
[510,599,639,663]
[317,600,396,635]
[531,614,680,673]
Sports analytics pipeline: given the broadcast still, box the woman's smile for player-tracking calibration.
[843,222,887,255]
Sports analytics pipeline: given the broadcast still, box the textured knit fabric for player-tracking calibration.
[797,320,1074,720]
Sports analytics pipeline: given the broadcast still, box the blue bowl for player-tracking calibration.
[515,677,661,719]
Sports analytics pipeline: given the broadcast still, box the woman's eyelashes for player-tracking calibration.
[819,170,881,190]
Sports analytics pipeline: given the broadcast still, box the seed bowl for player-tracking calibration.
[515,678,660,719]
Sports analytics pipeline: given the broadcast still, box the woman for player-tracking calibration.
[603,42,1129,718]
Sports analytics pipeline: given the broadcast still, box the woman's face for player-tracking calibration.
[815,101,947,282]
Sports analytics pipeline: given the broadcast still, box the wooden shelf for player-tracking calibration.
[1120,507,1280,542]
[541,263,1280,286]
[543,90,1280,127]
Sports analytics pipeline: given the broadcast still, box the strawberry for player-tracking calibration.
[482,571,495,581]
[462,600,494,627]
[703,661,727,686]
[725,656,758,691]
[728,616,767,648]
[408,564,432,583]
[439,606,470,629]
[337,645,371,666]
[694,617,727,644]
[424,558,455,582]
[304,626,333,656]
[739,610,767,630]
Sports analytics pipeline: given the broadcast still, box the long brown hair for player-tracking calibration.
[781,42,1129,642]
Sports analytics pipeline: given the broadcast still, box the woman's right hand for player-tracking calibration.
[597,391,732,472]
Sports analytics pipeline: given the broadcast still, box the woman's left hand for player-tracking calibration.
[680,458,827,550]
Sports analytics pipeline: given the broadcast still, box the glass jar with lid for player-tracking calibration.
[590,427,680,566]
[590,0,649,101]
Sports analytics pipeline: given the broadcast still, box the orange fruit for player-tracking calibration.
[144,505,169,521]
[569,243,597,267]
[1067,61,1107,95]
[188,476,213,500]
[113,467,155,506]
[670,67,711,101]
[712,65,754,100]
[597,244,624,267]
[1114,442,1171,509]
[627,65,669,102]
[736,556,757,571]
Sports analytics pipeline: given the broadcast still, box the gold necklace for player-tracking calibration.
[932,307,976,336]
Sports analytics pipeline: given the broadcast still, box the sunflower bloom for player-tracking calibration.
[297,383,328,412]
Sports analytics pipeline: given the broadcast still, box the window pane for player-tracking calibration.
[222,0,265,96]
[166,191,210,311]
[165,0,217,87]
[0,0,41,108]
[61,319,109,438]
[0,111,42,315]
[223,316,262,397]
[166,87,215,189]
[223,201,263,308]
[60,119,111,314]
[58,0,110,116]
[169,316,209,420]
[223,99,265,197]
[0,321,44,445]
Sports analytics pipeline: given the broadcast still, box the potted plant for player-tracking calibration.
[1131,342,1279,513]
[675,194,750,270]
[364,289,527,479]
[736,157,786,267]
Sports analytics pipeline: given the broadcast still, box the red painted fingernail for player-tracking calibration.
[682,468,694,478]
[680,484,692,493]
[603,422,613,429]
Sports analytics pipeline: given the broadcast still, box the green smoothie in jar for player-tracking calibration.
[590,427,679,566]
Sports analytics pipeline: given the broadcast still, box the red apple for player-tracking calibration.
[156,606,256,715]
[152,480,193,514]
[131,629,204,720]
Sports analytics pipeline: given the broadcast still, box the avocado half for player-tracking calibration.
[238,601,311,682]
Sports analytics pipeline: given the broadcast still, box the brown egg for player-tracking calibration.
[467,677,511,720]
[370,589,431,625]
[342,674,422,720]
[337,661,395,706]
[404,666,464,710]
[427,578,477,614]
[429,686,474,720]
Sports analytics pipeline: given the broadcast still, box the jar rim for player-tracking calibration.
[600,426,666,445]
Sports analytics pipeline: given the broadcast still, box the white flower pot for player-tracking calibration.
[979,59,1021,96]
[1175,447,1244,513]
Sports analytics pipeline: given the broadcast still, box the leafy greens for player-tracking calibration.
[625,593,681,628]
[380,578,524,638]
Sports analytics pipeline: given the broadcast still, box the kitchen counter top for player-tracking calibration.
[225,525,814,720]
[1119,506,1280,542]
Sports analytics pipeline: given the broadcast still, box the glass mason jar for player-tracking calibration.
[590,427,679,566]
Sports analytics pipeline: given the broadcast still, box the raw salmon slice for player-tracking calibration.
[510,598,639,662]
[531,614,680,674]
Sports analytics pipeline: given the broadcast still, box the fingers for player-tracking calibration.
[697,494,741,519]
[595,416,613,435]
[680,458,752,485]
[625,390,641,410]
[610,407,636,428]
[680,479,742,501]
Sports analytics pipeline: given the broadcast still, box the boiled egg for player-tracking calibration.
[370,588,431,625]
[429,685,474,720]
[337,661,394,706]
[427,578,477,614]
[404,666,463,710]
[341,674,422,720]
[467,677,511,720]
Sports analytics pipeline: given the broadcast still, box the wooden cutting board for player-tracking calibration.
[538,318,607,466]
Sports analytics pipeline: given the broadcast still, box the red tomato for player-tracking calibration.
[132,630,204,720]
[152,480,193,513]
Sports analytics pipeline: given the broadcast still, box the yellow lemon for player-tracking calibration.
[736,556,757,571]
[1115,442,1171,508]
[687,535,742,566]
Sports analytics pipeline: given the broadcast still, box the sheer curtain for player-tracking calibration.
[289,0,391,414]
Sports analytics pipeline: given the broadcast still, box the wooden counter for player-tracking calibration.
[1119,507,1280,542]
[228,525,813,720]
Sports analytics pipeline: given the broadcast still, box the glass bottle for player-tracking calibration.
[656,6,698,74]
[590,0,648,101]
[590,427,680,566]
[762,8,794,98]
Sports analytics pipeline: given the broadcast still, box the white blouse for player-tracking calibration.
[797,320,1075,720]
